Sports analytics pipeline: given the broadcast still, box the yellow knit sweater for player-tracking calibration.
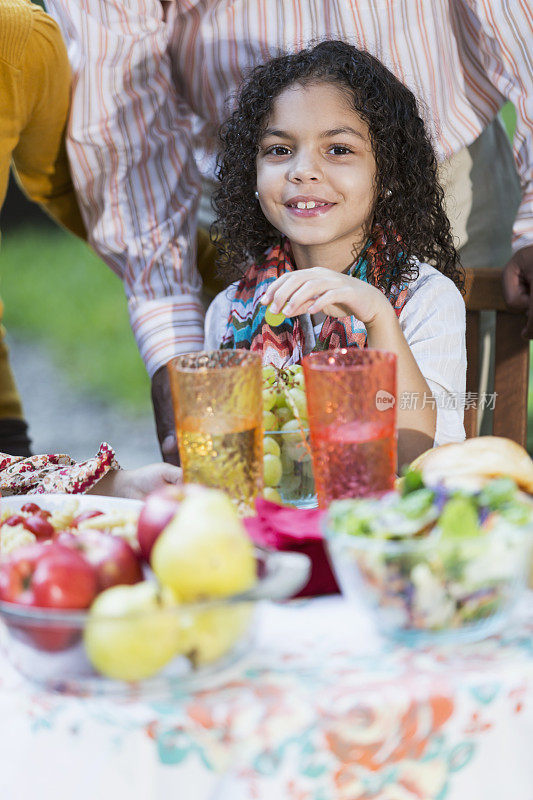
[0,0,85,237]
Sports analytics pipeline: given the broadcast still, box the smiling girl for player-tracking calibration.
[204,41,466,466]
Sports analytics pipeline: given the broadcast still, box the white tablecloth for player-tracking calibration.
[1,595,532,800]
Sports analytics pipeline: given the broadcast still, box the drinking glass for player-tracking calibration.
[302,349,397,507]
[168,351,263,515]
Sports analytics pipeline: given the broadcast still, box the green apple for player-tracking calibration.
[151,488,256,601]
[84,581,181,681]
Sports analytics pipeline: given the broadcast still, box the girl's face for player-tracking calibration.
[256,81,377,271]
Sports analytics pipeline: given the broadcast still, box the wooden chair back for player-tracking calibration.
[464,268,529,447]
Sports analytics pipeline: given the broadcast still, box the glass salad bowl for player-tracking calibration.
[324,475,533,645]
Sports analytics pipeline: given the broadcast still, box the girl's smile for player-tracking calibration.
[284,194,336,216]
[256,81,377,271]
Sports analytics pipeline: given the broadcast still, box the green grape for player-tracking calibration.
[263,435,281,458]
[262,385,277,412]
[295,447,313,464]
[281,418,304,442]
[285,387,308,421]
[282,419,308,461]
[262,365,277,387]
[280,446,295,475]
[284,364,304,388]
[280,473,301,495]
[263,453,283,487]
[263,487,283,504]
[263,410,277,431]
[274,391,288,409]
[302,458,315,478]
[276,406,293,427]
[264,305,286,326]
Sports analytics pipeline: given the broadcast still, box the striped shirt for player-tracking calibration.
[47,0,533,376]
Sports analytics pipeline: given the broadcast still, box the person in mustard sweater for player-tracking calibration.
[0,0,86,456]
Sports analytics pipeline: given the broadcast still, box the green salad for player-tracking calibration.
[327,472,533,634]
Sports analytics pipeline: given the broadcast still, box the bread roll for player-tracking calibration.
[410,437,533,495]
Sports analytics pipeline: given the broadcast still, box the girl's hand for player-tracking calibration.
[261,268,389,326]
[88,463,183,500]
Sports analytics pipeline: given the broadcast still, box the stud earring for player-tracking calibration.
[254,190,259,199]
[385,189,392,198]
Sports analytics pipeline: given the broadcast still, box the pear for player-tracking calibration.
[179,603,253,667]
[150,488,256,601]
[84,581,182,681]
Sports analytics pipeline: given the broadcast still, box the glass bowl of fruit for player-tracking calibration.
[324,472,533,645]
[262,364,317,509]
[0,488,310,696]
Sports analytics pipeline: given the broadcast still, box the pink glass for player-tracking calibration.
[302,349,397,507]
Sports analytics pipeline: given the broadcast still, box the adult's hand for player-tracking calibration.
[502,244,533,338]
[89,463,182,500]
[151,365,180,465]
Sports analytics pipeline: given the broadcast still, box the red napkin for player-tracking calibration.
[244,498,340,597]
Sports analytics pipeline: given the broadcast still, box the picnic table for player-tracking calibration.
[1,594,532,800]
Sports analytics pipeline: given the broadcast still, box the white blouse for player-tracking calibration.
[204,262,466,447]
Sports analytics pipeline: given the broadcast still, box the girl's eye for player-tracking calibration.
[328,145,353,155]
[266,145,292,156]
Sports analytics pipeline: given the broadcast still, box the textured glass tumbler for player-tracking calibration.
[168,351,263,515]
[302,349,397,507]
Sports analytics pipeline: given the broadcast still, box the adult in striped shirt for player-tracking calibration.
[47,0,532,464]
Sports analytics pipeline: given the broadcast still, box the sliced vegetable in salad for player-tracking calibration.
[328,470,533,542]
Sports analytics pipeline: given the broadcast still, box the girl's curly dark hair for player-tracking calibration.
[212,40,464,293]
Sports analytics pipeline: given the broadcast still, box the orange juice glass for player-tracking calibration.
[168,351,263,515]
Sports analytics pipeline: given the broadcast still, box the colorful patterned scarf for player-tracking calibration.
[221,238,410,366]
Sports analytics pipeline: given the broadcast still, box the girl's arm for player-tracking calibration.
[365,302,436,468]
[262,265,466,468]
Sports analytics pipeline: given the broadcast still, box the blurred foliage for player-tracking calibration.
[0,227,151,414]
[500,102,517,140]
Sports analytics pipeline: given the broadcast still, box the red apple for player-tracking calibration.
[56,530,143,592]
[137,484,194,561]
[72,510,104,526]
[4,515,24,527]
[22,513,55,541]
[20,503,41,514]
[4,507,54,540]
[0,542,98,651]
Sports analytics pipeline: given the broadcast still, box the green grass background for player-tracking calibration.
[0,228,151,414]
[0,102,526,426]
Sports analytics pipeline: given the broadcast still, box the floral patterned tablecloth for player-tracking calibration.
[1,595,532,800]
